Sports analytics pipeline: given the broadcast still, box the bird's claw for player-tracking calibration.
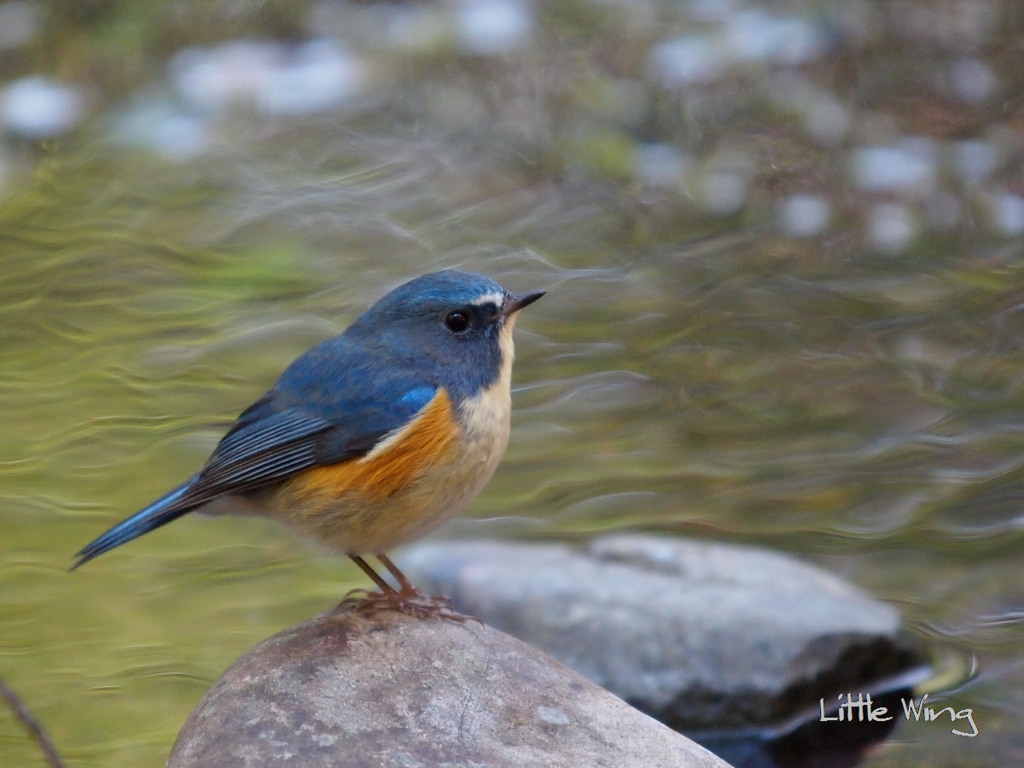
[336,587,477,623]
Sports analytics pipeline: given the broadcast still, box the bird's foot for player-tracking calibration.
[337,587,477,623]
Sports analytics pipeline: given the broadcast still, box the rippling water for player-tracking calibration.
[5,156,1022,766]
[3,2,1024,766]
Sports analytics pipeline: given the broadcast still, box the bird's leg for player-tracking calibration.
[336,555,398,609]
[336,553,473,622]
[375,553,420,595]
[348,554,398,595]
[375,553,475,622]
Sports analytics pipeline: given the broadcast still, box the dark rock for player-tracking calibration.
[399,535,929,764]
[167,605,733,768]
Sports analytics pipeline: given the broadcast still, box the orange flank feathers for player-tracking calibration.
[291,389,458,505]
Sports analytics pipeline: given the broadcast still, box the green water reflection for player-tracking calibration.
[3,3,1024,767]
[5,146,1023,767]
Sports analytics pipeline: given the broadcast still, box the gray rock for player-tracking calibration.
[399,535,929,732]
[167,605,733,768]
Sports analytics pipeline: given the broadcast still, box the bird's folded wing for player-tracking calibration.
[183,384,439,507]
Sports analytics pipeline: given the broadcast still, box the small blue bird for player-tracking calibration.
[74,270,544,616]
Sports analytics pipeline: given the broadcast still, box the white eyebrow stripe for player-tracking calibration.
[470,291,506,308]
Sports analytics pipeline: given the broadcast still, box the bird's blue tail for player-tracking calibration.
[72,479,197,569]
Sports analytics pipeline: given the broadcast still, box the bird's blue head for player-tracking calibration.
[347,270,544,399]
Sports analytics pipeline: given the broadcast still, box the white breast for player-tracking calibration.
[449,318,517,499]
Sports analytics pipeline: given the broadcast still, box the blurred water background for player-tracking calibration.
[2,1,1023,765]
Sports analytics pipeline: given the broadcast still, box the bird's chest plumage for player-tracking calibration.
[265,369,512,555]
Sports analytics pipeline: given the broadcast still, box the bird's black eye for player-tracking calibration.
[444,309,471,333]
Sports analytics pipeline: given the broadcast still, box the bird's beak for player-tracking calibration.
[499,290,545,318]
